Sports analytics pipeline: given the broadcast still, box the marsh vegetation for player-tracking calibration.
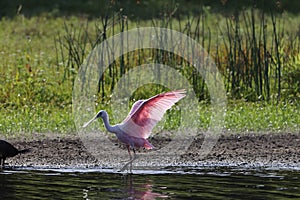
[0,1,299,135]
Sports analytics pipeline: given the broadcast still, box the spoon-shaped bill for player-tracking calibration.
[82,116,97,128]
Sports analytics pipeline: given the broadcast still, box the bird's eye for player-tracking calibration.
[97,111,103,118]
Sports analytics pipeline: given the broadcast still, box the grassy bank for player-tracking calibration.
[0,99,299,137]
[0,10,299,137]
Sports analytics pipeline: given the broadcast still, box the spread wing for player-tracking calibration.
[118,89,186,139]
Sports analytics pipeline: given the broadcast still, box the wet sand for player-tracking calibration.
[5,132,300,169]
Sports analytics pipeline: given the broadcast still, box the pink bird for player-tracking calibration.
[83,89,186,172]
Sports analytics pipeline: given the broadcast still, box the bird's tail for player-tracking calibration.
[144,140,154,150]
[18,148,31,154]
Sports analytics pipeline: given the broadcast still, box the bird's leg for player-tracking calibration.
[120,145,132,163]
[131,149,138,172]
[129,148,133,173]
[127,145,132,161]
[120,147,138,173]
[127,146,133,172]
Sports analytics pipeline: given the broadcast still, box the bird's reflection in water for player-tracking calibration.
[82,173,169,199]
[0,170,16,199]
[125,174,169,199]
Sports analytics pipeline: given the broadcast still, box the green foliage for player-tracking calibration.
[226,101,300,132]
[56,8,300,103]
[2,0,300,19]
[0,106,73,137]
[0,16,75,136]
[0,7,299,136]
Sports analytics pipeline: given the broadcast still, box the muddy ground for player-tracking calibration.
[4,132,300,169]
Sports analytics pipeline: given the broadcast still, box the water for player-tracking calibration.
[0,166,299,199]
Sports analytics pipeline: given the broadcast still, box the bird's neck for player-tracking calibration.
[102,115,116,133]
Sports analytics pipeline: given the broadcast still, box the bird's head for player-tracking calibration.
[83,110,107,128]
[96,110,108,119]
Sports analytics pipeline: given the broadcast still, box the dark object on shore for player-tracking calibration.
[0,140,30,167]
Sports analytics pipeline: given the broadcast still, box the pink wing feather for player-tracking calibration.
[118,89,186,139]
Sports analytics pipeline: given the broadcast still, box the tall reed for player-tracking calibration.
[56,5,300,103]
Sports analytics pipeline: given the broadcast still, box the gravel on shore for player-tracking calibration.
[4,132,300,170]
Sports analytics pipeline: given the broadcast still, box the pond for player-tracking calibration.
[0,166,299,199]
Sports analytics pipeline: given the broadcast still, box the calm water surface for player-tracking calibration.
[0,166,299,199]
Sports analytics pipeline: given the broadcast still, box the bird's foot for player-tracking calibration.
[118,155,138,173]
[119,163,131,173]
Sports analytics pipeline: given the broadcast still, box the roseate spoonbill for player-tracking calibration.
[0,140,30,167]
[83,89,186,172]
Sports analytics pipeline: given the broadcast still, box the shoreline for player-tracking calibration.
[4,132,300,170]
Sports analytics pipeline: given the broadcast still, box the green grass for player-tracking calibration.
[0,13,299,137]
[1,99,299,137]
[225,101,300,132]
[0,16,75,137]
[0,106,73,136]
